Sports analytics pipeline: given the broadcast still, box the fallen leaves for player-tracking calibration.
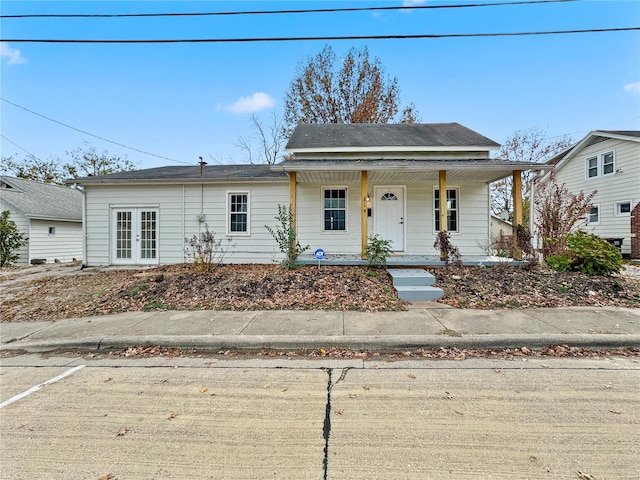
[115,427,130,437]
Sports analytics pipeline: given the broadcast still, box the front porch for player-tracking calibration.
[297,253,525,267]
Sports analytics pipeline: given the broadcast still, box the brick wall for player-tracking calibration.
[631,202,640,259]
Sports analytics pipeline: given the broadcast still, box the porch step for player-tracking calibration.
[394,285,445,302]
[387,268,444,301]
[387,268,436,287]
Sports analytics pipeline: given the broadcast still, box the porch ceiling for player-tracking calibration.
[278,159,550,184]
[294,169,525,184]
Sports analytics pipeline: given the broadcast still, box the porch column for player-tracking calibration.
[289,170,297,232]
[438,170,448,261]
[361,170,369,259]
[512,170,523,260]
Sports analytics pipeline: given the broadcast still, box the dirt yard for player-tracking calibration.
[1,262,639,322]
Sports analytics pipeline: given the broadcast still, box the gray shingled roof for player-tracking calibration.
[1,176,82,221]
[598,130,640,138]
[69,164,288,185]
[286,123,500,150]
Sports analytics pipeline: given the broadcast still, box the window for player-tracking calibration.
[323,188,347,231]
[228,192,249,235]
[434,188,459,232]
[615,201,632,216]
[587,205,600,225]
[586,151,615,179]
[48,227,56,236]
[587,157,598,178]
[602,152,614,175]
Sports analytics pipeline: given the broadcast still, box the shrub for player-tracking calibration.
[434,231,462,266]
[566,231,622,276]
[545,231,622,276]
[265,204,309,269]
[0,210,28,267]
[184,224,232,272]
[366,235,393,268]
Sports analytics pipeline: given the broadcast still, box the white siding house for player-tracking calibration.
[0,176,83,265]
[71,124,545,266]
[535,131,640,257]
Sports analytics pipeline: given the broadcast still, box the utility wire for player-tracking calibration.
[0,0,579,19]
[2,27,638,43]
[1,133,40,159]
[1,98,191,165]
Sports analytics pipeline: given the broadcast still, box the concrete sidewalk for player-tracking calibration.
[1,304,639,353]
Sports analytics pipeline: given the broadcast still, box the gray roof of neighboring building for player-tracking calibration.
[598,130,640,138]
[69,164,288,185]
[0,176,82,222]
[286,123,501,150]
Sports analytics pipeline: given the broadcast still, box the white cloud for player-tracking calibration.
[624,82,640,96]
[1,42,27,65]
[227,92,275,114]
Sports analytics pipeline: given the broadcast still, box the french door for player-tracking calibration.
[111,208,159,265]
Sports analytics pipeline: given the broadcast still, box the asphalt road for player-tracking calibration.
[1,353,639,479]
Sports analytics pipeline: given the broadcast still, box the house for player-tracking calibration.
[70,123,548,266]
[490,214,513,252]
[534,131,640,258]
[0,176,83,265]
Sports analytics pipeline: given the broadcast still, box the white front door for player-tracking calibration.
[374,186,405,252]
[111,208,159,265]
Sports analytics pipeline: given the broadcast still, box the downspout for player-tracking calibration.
[182,184,186,262]
[82,187,87,266]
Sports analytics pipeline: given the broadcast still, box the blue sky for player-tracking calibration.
[1,0,639,170]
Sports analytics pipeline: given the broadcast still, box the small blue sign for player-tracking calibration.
[314,248,326,260]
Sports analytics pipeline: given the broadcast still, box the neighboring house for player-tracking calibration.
[490,214,513,252]
[535,130,640,258]
[0,176,83,265]
[70,123,546,266]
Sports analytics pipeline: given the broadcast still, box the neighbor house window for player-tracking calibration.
[602,152,615,175]
[586,157,598,178]
[615,201,632,216]
[586,151,615,179]
[587,205,600,225]
[434,188,459,232]
[227,192,249,235]
[48,227,56,236]
[323,187,347,231]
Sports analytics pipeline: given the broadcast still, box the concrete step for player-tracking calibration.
[395,285,444,302]
[387,268,436,287]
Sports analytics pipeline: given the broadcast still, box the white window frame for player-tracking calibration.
[586,156,598,179]
[322,186,348,233]
[587,204,600,225]
[226,191,250,236]
[614,200,632,217]
[602,151,615,176]
[585,150,615,179]
[433,187,460,233]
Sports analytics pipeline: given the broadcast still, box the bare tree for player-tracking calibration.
[64,143,136,178]
[283,45,419,134]
[235,112,287,165]
[491,127,574,224]
[534,178,597,259]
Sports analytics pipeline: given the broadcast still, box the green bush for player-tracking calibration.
[545,231,622,276]
[0,210,28,267]
[366,235,393,268]
[265,204,309,269]
[566,231,622,276]
[546,255,571,272]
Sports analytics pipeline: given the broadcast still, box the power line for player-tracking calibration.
[0,0,578,19]
[1,98,191,165]
[0,133,40,159]
[2,26,638,43]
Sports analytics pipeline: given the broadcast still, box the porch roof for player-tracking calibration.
[274,159,551,184]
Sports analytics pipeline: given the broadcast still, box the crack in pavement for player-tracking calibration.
[322,367,352,480]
